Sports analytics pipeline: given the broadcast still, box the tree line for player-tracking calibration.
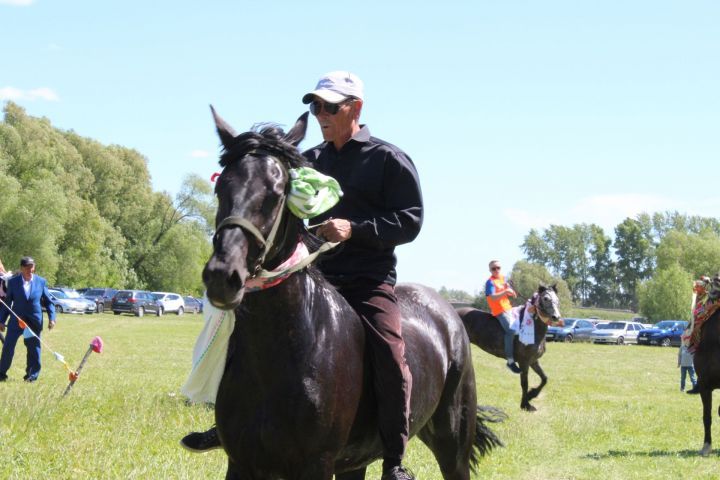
[440,213,720,322]
[0,102,214,295]
[521,214,720,320]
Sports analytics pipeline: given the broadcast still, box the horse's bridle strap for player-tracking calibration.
[215,193,288,272]
[216,216,268,248]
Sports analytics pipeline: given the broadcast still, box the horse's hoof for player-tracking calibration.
[700,443,712,457]
[521,404,537,412]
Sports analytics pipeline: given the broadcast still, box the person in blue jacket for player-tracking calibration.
[0,256,56,382]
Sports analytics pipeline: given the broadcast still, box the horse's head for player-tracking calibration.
[203,106,309,310]
[534,284,561,323]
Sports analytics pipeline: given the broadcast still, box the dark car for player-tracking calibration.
[111,290,161,317]
[83,288,119,313]
[183,296,203,314]
[546,318,595,342]
[637,320,688,347]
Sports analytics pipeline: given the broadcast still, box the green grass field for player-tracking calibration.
[1,313,718,479]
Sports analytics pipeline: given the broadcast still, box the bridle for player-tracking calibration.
[213,153,289,277]
[212,153,338,285]
[529,290,560,326]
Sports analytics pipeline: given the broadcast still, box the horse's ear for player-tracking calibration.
[538,284,547,293]
[551,283,558,293]
[283,112,309,147]
[210,105,238,149]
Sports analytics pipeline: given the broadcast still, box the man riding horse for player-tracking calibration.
[485,261,521,373]
[183,71,423,480]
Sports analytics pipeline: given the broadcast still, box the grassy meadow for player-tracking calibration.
[1,313,719,479]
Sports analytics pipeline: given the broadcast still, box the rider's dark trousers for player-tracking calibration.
[336,280,411,467]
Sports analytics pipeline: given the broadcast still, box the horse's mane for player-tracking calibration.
[217,122,327,255]
[219,123,307,170]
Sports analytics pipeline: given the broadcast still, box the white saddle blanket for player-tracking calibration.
[510,304,535,346]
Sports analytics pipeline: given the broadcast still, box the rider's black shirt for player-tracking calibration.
[303,125,423,286]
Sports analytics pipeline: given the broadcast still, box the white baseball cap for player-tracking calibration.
[302,71,364,104]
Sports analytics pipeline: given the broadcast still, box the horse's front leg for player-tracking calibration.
[701,388,713,456]
[519,367,535,412]
[526,361,548,401]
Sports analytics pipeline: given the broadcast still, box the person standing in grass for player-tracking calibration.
[679,329,698,394]
[0,256,56,383]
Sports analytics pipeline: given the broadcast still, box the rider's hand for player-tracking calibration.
[0,323,5,333]
[506,288,517,298]
[48,320,56,330]
[316,219,352,242]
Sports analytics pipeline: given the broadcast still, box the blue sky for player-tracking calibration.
[2,0,719,294]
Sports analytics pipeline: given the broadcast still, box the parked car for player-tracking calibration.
[111,290,161,317]
[591,321,646,345]
[637,320,689,347]
[48,288,96,314]
[152,292,185,315]
[546,318,595,342]
[82,288,119,313]
[183,296,203,314]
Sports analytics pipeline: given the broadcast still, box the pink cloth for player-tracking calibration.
[245,242,310,291]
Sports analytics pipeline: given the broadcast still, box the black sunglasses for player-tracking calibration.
[309,98,353,116]
[491,266,501,271]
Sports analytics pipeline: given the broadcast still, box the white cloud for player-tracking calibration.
[190,149,211,158]
[503,207,560,230]
[0,0,35,5]
[0,86,59,102]
[504,193,720,234]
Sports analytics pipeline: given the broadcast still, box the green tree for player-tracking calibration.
[614,217,655,310]
[638,264,694,321]
[438,287,474,304]
[588,225,618,308]
[138,222,211,295]
[1,102,213,291]
[656,230,720,279]
[522,224,604,305]
[521,229,550,265]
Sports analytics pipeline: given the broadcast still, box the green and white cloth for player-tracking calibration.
[287,167,343,219]
[181,293,235,404]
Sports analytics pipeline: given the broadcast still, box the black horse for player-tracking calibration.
[203,108,503,480]
[456,285,561,412]
[692,282,720,456]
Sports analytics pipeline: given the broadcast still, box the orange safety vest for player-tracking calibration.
[486,275,512,316]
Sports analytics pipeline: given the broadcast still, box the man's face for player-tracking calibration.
[310,97,358,145]
[490,264,502,278]
[20,264,35,280]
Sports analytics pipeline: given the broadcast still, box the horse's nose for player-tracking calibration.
[203,256,246,308]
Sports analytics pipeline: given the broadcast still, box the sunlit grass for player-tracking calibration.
[1,314,718,479]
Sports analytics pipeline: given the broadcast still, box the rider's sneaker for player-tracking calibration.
[381,466,415,480]
[180,427,221,452]
[506,362,521,374]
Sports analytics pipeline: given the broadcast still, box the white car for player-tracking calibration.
[48,288,96,314]
[151,292,185,315]
[591,321,646,345]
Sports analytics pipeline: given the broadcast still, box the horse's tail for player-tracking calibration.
[470,405,506,470]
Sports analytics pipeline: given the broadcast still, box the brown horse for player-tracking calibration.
[693,303,720,456]
[456,285,561,411]
[204,108,504,479]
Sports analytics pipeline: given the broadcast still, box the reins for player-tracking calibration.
[214,153,338,288]
[215,193,287,275]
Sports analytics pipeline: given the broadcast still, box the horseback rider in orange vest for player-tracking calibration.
[485,260,521,373]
